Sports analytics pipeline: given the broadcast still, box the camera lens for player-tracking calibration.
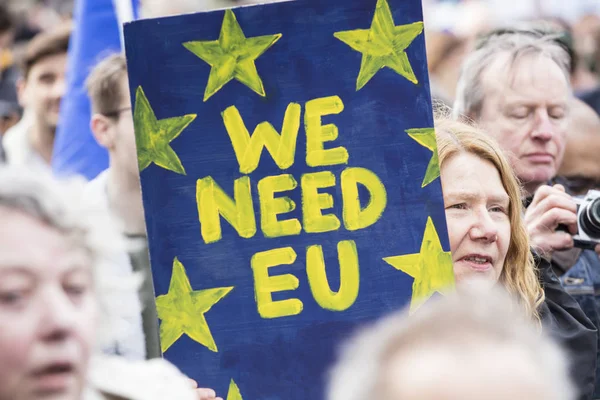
[580,198,600,238]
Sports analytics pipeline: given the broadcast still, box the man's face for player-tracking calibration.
[0,30,14,51]
[476,54,571,194]
[0,206,97,400]
[20,53,67,132]
[557,103,600,196]
[558,136,600,196]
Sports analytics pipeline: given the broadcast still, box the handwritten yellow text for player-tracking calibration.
[252,240,360,318]
[222,95,348,174]
[196,168,387,243]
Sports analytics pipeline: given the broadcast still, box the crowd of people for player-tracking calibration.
[0,0,600,399]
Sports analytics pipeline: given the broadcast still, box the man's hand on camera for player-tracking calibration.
[525,184,578,257]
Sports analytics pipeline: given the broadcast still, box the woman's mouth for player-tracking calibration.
[31,362,77,394]
[458,254,493,272]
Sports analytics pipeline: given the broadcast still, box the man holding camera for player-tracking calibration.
[453,28,598,400]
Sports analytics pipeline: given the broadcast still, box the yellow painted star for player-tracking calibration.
[406,127,440,187]
[133,86,196,175]
[334,0,424,90]
[183,9,282,101]
[226,379,243,400]
[383,217,454,313]
[156,257,233,353]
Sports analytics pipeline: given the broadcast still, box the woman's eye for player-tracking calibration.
[490,206,507,214]
[64,285,87,298]
[0,291,25,306]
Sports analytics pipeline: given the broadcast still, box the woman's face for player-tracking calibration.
[441,152,512,287]
[0,206,98,400]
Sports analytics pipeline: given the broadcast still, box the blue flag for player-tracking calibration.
[52,0,137,180]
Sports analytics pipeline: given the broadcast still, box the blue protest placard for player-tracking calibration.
[124,0,453,398]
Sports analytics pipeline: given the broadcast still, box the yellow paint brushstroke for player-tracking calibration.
[258,174,302,238]
[227,379,243,400]
[251,247,303,319]
[307,240,360,311]
[222,103,301,174]
[333,0,424,90]
[156,257,233,353]
[406,127,440,187]
[183,9,281,101]
[133,86,196,175]
[196,176,256,244]
[383,217,454,313]
[301,171,341,234]
[305,96,348,167]
[341,167,387,231]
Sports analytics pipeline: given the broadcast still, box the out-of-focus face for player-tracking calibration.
[559,135,600,196]
[557,103,600,196]
[20,53,67,133]
[381,340,551,400]
[441,152,511,286]
[0,206,97,400]
[0,29,14,51]
[476,54,571,195]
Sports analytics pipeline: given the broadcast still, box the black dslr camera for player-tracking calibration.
[571,190,600,250]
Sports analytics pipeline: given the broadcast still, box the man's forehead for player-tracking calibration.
[480,52,569,101]
[27,52,67,77]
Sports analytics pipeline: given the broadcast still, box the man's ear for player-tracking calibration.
[16,77,27,108]
[90,113,114,149]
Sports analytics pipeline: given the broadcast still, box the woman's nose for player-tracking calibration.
[38,288,77,342]
[469,209,499,242]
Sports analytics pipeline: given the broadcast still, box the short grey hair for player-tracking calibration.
[327,286,575,400]
[0,166,139,349]
[453,29,571,120]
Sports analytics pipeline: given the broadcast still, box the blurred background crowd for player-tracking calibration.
[0,0,598,139]
[422,0,600,112]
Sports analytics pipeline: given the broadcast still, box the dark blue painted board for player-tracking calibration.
[124,0,449,399]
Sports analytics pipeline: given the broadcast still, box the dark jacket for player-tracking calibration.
[537,253,598,400]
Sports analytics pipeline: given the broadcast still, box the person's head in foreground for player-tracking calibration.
[0,166,120,399]
[453,28,573,196]
[0,166,214,400]
[327,286,575,400]
[436,117,544,320]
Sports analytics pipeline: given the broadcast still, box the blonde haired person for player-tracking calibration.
[436,117,596,400]
[436,117,544,321]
